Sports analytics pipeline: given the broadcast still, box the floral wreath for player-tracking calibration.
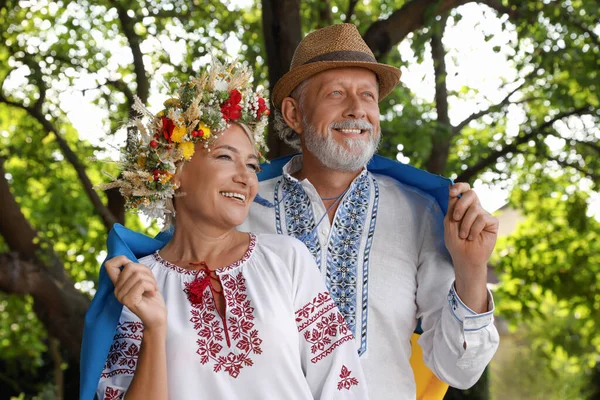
[97,58,270,225]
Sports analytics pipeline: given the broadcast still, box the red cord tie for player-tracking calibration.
[185,262,222,308]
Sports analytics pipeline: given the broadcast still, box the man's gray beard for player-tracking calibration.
[303,118,380,172]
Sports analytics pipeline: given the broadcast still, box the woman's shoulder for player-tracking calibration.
[137,252,165,271]
[138,252,157,265]
[136,251,193,276]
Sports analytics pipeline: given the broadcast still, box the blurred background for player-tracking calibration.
[0,0,599,399]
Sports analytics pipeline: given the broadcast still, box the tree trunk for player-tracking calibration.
[317,0,333,28]
[261,0,302,158]
[426,14,452,175]
[0,159,89,365]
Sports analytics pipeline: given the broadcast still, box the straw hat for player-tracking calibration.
[272,23,402,109]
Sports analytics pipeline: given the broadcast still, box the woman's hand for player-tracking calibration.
[105,256,167,331]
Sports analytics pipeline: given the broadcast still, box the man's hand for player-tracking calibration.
[105,256,167,331]
[444,183,499,312]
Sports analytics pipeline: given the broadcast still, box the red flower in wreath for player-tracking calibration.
[229,89,242,104]
[221,89,243,122]
[161,116,175,142]
[256,97,269,117]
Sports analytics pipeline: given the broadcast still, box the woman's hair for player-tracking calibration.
[236,122,257,149]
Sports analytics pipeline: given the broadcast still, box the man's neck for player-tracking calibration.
[291,152,363,200]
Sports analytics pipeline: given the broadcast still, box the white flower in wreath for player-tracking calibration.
[214,78,228,92]
[142,199,171,221]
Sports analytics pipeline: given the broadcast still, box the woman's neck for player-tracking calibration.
[159,220,249,271]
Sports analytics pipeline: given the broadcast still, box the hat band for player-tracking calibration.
[303,50,377,65]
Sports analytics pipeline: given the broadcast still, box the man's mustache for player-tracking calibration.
[329,119,374,133]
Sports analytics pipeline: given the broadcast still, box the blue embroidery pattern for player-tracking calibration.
[276,178,322,268]
[326,174,378,356]
[359,179,378,355]
[275,173,379,356]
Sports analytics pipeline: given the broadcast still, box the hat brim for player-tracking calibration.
[272,61,402,109]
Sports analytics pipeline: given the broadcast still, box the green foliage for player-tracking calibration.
[0,0,599,398]
[492,168,600,397]
[490,309,594,400]
[0,295,46,364]
[494,173,600,358]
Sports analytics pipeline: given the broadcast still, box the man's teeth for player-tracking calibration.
[337,128,362,134]
[220,192,246,201]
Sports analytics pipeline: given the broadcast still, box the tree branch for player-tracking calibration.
[0,93,119,230]
[452,79,528,135]
[33,75,47,113]
[0,252,88,363]
[345,0,359,22]
[109,0,149,104]
[0,158,90,362]
[565,14,600,47]
[547,156,600,181]
[572,138,600,155]
[456,106,593,182]
[362,0,520,60]
[0,154,71,286]
[106,79,135,108]
[0,158,39,257]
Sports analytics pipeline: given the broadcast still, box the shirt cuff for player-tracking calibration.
[447,282,495,331]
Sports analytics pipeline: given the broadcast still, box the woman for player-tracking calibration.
[88,59,368,400]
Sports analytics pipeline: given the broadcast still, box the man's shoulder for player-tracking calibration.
[254,233,311,260]
[371,172,440,212]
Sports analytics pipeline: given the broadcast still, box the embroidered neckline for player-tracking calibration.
[152,233,257,275]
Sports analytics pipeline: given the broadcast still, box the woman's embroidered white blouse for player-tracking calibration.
[97,233,368,400]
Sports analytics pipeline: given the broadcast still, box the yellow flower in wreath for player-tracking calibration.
[179,141,195,160]
[171,125,187,143]
[192,122,211,139]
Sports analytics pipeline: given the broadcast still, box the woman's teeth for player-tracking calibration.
[220,192,246,201]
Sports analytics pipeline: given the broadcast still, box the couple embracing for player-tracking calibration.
[81,24,499,400]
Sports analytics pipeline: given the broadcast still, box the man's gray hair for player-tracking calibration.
[273,78,312,151]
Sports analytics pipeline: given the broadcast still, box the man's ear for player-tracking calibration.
[281,97,304,134]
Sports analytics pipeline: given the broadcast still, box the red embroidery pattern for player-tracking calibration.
[153,251,196,275]
[104,386,125,399]
[337,365,359,391]
[295,292,338,331]
[101,321,143,378]
[187,258,262,378]
[219,234,256,273]
[296,292,354,364]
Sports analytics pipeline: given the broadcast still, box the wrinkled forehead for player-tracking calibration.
[306,67,380,90]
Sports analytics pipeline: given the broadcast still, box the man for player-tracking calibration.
[239,24,499,399]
